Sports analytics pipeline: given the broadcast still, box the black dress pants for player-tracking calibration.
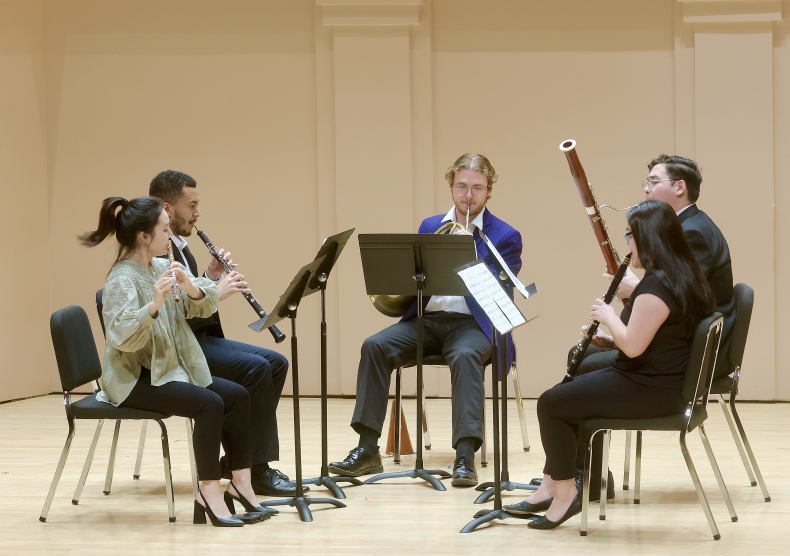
[197,333,289,465]
[537,368,685,481]
[351,312,491,450]
[120,368,251,481]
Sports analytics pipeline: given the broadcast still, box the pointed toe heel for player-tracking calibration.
[198,492,244,527]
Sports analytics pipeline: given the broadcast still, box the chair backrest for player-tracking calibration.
[50,305,103,392]
[727,283,754,370]
[682,313,724,412]
[96,288,106,338]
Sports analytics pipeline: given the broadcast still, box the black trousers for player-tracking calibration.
[197,332,289,465]
[538,368,685,481]
[351,312,491,450]
[120,368,251,481]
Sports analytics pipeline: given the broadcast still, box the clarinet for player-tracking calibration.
[563,253,631,383]
[193,227,286,344]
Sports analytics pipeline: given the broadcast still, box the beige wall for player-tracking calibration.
[0,0,786,402]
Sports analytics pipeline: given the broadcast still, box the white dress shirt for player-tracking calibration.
[424,206,486,315]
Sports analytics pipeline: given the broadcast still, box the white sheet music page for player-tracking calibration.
[456,261,527,335]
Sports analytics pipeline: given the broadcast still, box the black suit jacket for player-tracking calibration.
[678,204,734,377]
[169,238,225,339]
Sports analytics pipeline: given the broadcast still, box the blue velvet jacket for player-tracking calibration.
[399,208,523,375]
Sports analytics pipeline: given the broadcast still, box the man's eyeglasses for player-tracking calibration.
[453,185,488,196]
[624,231,634,244]
[642,177,677,193]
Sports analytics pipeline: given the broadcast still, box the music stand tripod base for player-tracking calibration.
[363,467,451,491]
[474,480,537,504]
[303,475,363,499]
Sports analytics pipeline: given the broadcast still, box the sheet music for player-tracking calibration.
[477,229,534,299]
[456,261,527,335]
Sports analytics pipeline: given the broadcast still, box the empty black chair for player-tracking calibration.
[40,305,177,522]
[580,314,736,540]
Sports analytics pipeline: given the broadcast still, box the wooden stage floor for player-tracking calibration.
[0,395,787,555]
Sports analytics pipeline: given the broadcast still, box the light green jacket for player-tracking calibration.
[98,257,219,406]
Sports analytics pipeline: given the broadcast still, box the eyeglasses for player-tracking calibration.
[624,231,634,244]
[642,177,677,193]
[453,185,488,196]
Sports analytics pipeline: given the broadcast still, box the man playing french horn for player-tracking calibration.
[328,153,523,487]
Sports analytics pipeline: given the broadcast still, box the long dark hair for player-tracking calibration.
[79,196,164,265]
[627,200,716,335]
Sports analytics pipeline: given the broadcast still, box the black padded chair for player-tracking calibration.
[580,314,737,540]
[708,284,770,501]
[40,305,177,523]
[93,289,199,497]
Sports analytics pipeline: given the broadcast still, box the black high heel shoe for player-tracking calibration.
[224,481,278,518]
[504,497,553,515]
[194,492,245,527]
[527,495,582,530]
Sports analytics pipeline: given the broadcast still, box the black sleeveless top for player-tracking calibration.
[614,273,693,389]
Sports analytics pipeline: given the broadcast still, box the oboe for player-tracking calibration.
[167,242,180,303]
[563,253,631,383]
[193,226,285,344]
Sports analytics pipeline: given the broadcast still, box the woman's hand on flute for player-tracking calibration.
[150,273,176,316]
[171,263,205,300]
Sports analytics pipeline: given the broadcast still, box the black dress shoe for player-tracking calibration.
[576,469,615,501]
[527,495,582,530]
[251,468,308,497]
[225,480,278,517]
[327,447,383,477]
[504,497,553,515]
[451,455,478,487]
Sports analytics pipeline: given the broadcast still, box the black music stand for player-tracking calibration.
[301,228,363,499]
[358,233,476,491]
[249,258,346,522]
[457,256,534,533]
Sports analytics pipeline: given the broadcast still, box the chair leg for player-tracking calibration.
[154,419,176,523]
[634,431,642,504]
[717,395,755,486]
[394,367,402,465]
[599,430,610,520]
[623,430,632,490]
[511,364,530,451]
[40,422,76,522]
[698,424,738,522]
[103,420,121,495]
[679,430,721,540]
[728,392,771,501]
[133,419,148,480]
[580,430,599,536]
[479,404,488,467]
[185,418,199,501]
[73,420,105,504]
[421,382,431,450]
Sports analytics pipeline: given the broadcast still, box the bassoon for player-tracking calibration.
[563,253,631,383]
[559,139,624,277]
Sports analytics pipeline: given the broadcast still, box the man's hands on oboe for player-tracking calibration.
[218,270,251,301]
[206,248,238,280]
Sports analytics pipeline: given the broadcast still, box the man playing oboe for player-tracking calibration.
[149,170,298,497]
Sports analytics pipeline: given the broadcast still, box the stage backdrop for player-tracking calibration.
[2,0,788,403]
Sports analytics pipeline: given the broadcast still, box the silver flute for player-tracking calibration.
[167,242,180,303]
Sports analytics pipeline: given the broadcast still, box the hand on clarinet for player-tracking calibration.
[590,298,617,328]
[170,262,205,300]
[603,267,638,299]
[217,270,251,301]
[150,273,176,316]
[206,248,238,281]
[582,324,615,350]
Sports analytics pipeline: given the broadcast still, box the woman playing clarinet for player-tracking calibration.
[508,200,716,529]
[81,196,275,527]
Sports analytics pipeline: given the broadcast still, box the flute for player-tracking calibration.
[562,253,632,383]
[193,226,286,344]
[167,242,180,303]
